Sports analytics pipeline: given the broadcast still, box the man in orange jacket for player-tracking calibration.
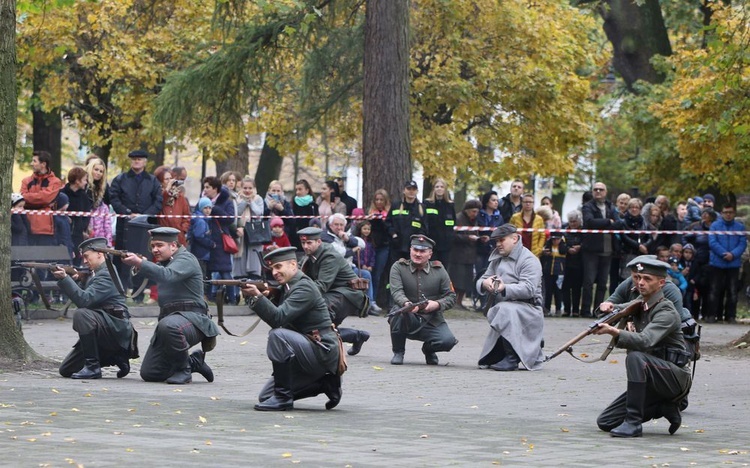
[20,150,63,246]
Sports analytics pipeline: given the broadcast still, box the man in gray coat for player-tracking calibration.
[476,224,545,371]
[122,227,219,384]
[593,257,692,437]
[53,237,135,379]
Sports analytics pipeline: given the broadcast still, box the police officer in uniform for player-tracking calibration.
[298,226,371,356]
[593,257,692,437]
[242,247,342,411]
[389,235,458,365]
[121,227,219,384]
[53,237,135,379]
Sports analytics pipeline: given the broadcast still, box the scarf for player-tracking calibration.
[295,194,313,206]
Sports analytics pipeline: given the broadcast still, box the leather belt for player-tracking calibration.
[160,301,207,316]
[102,306,129,320]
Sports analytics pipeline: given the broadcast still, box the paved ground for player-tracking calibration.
[2,307,750,467]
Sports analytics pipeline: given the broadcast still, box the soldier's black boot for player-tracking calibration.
[321,373,342,410]
[610,382,646,437]
[190,350,214,382]
[254,362,294,411]
[660,402,682,435]
[71,334,102,379]
[166,355,192,384]
[490,337,520,371]
[348,330,370,356]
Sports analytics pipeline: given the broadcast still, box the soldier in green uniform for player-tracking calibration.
[121,227,219,384]
[298,226,371,356]
[53,237,135,379]
[389,235,458,365]
[593,257,692,437]
[242,247,342,411]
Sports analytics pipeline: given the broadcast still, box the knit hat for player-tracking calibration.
[197,197,212,210]
[693,196,704,204]
[270,216,284,228]
[683,243,695,252]
[703,194,715,202]
[11,193,24,206]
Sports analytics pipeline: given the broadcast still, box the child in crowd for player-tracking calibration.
[667,256,688,294]
[540,232,567,316]
[682,243,698,314]
[54,192,75,261]
[188,197,214,298]
[264,216,291,251]
[11,193,29,247]
[353,220,376,273]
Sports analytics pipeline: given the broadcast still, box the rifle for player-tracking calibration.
[90,247,140,258]
[18,262,91,278]
[209,279,281,337]
[545,300,643,363]
[387,295,430,317]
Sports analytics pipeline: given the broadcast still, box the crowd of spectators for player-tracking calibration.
[11,154,748,323]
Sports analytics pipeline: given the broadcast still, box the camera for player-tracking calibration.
[173,179,184,186]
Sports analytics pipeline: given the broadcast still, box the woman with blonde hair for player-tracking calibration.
[84,157,112,245]
[424,178,456,266]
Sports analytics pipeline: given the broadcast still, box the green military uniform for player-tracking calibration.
[389,235,457,365]
[597,257,692,437]
[252,247,342,411]
[58,238,135,379]
[137,228,220,384]
[299,227,370,355]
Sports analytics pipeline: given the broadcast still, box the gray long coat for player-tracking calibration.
[476,239,545,369]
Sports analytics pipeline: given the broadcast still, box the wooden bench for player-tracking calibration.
[11,245,74,316]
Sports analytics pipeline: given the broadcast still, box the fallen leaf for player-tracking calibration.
[49,412,57,417]
[420,434,429,439]
[125,448,134,452]
[557,413,570,417]
[469,405,479,409]
[560,428,569,432]
[150,403,160,406]
[694,429,704,433]
[51,389,59,394]
[84,393,93,397]
[71,408,80,412]
[284,415,294,419]
[173,389,183,393]
[502,451,510,455]
[175,411,182,414]
[205,440,212,445]
[198,416,207,424]
[579,353,589,358]
[127,409,136,412]
[210,397,220,401]
[27,438,37,442]
[609,359,619,364]
[41,432,52,436]
[113,432,124,435]
[680,447,690,451]
[372,366,383,371]
[282,453,292,458]
[240,341,248,345]
[424,403,431,407]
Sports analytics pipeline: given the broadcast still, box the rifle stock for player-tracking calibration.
[387,295,430,317]
[545,300,643,362]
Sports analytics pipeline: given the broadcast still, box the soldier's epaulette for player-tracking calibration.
[398,258,410,265]
[431,260,443,268]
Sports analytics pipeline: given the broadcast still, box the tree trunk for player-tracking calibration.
[92,141,112,166]
[600,0,672,88]
[215,138,250,177]
[254,139,283,196]
[362,0,411,209]
[1,0,42,362]
[32,104,62,176]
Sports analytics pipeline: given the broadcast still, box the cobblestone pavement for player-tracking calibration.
[2,308,749,467]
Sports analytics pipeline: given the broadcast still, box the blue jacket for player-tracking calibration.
[208,187,236,272]
[709,218,747,269]
[188,208,213,262]
[477,208,503,258]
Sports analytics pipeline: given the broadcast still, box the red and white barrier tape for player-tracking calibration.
[9,208,750,235]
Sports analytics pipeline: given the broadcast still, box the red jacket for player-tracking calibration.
[20,171,63,236]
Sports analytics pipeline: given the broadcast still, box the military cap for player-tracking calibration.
[79,237,108,253]
[490,223,518,239]
[128,149,149,159]
[263,246,298,266]
[549,230,563,239]
[298,226,323,241]
[149,227,180,243]
[410,234,435,250]
[627,255,670,277]
[404,180,418,189]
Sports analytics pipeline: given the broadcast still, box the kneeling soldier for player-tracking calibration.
[122,227,219,384]
[388,235,458,365]
[53,237,135,379]
[593,257,692,437]
[242,247,342,411]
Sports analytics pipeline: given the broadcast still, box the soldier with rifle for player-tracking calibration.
[592,256,692,437]
[297,226,371,356]
[241,247,343,411]
[388,235,458,366]
[121,227,219,384]
[476,224,545,371]
[51,237,135,379]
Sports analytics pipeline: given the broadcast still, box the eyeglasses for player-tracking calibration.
[593,188,606,192]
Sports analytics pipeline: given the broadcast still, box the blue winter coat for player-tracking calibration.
[709,218,747,269]
[188,208,213,262]
[208,187,236,272]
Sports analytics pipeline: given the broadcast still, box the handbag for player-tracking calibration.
[217,221,239,254]
[244,217,272,246]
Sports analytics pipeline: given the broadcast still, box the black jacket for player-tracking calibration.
[110,169,162,216]
[423,199,456,253]
[581,199,620,253]
[385,198,428,254]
